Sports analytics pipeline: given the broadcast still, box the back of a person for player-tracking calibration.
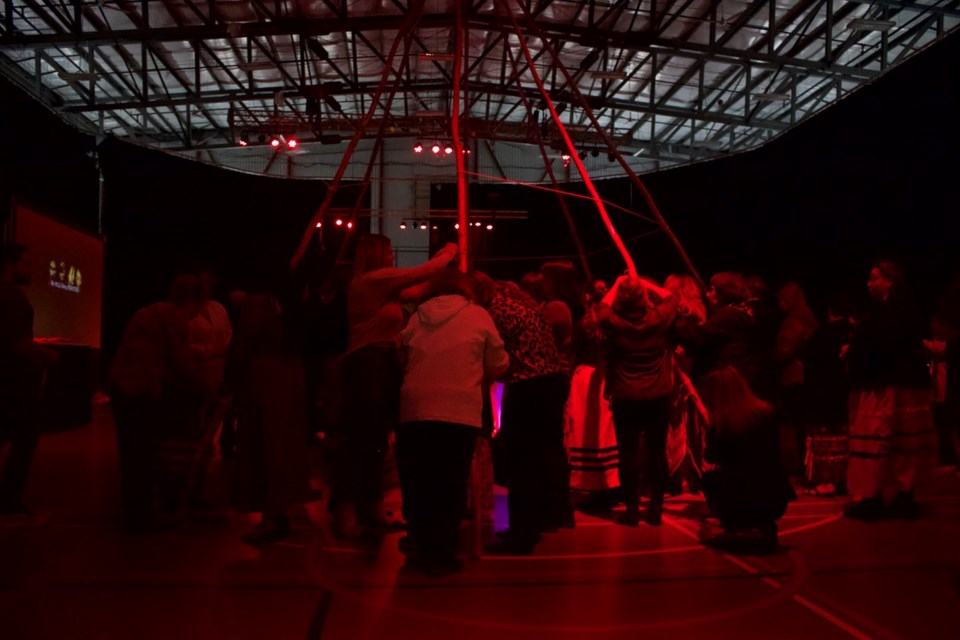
[605,304,675,401]
[401,295,498,427]
[110,302,184,399]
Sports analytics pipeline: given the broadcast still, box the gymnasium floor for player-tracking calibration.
[2,405,959,639]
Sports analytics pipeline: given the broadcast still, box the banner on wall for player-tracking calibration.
[13,203,103,348]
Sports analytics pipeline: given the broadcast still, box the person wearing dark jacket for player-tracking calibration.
[598,276,677,526]
[698,366,796,554]
[843,261,936,521]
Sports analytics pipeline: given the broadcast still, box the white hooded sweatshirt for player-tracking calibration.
[400,295,509,428]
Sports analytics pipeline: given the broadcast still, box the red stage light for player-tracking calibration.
[419,222,428,230]
[431,144,442,155]
[315,222,322,228]
[486,223,494,230]
[346,221,353,229]
[335,218,343,226]
[286,137,299,149]
[444,145,454,155]
[454,223,460,230]
[413,143,424,154]
[238,138,248,147]
[399,221,407,230]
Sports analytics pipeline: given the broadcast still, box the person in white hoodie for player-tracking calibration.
[397,269,509,577]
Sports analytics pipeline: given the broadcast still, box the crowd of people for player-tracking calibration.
[2,236,959,577]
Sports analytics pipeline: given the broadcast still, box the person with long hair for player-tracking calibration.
[680,272,771,398]
[843,261,937,520]
[335,235,457,538]
[698,366,795,553]
[598,276,678,526]
[396,269,509,576]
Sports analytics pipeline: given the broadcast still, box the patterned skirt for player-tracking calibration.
[564,365,619,491]
[847,387,937,499]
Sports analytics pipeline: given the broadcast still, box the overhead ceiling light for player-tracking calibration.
[419,52,456,62]
[847,19,897,32]
[753,92,790,103]
[590,70,626,80]
[58,71,100,82]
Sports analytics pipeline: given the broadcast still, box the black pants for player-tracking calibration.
[499,373,569,544]
[112,392,163,527]
[611,395,672,511]
[395,421,477,561]
[337,344,401,519]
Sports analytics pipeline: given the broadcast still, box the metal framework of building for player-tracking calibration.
[0,0,957,179]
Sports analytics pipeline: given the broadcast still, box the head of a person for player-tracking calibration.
[353,234,395,277]
[744,275,768,300]
[707,272,749,307]
[0,243,32,286]
[540,261,580,303]
[613,276,650,314]
[664,273,706,322]
[425,268,471,301]
[519,271,546,302]
[167,274,206,318]
[466,271,497,308]
[867,260,904,302]
[586,279,608,304]
[698,366,772,435]
[777,281,809,315]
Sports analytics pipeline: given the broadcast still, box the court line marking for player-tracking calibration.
[664,517,872,640]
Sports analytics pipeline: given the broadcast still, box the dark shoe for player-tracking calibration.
[617,508,641,527]
[242,516,290,546]
[843,497,884,522]
[646,507,663,527]
[425,557,464,578]
[887,492,920,520]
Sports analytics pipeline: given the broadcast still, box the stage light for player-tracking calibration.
[431,143,441,155]
[315,222,322,228]
[286,137,299,150]
[238,134,249,147]
[454,223,460,230]
[486,223,493,230]
[346,221,353,229]
[399,221,407,230]
[335,218,343,226]
[474,221,482,227]
[413,142,424,154]
[270,137,281,148]
[462,148,471,155]
[432,225,438,230]
[419,222,428,230]
[444,145,454,155]
[561,152,571,168]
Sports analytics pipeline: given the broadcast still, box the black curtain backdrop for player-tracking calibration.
[1,31,958,351]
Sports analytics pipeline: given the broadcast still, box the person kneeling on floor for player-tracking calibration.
[698,366,796,554]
